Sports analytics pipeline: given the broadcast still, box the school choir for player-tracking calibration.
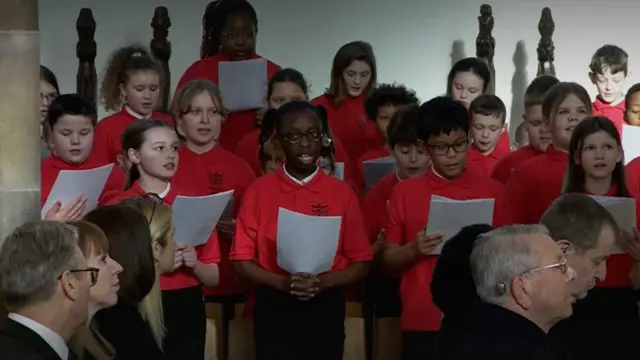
[15,1,640,360]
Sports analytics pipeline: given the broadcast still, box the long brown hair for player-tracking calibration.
[326,41,377,106]
[563,116,629,197]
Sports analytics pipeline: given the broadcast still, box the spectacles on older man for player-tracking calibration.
[58,268,100,287]
[496,257,568,294]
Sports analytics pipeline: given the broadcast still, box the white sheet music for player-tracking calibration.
[41,164,114,219]
[363,156,397,189]
[334,162,345,180]
[276,208,342,274]
[218,58,268,112]
[172,190,234,247]
[589,195,636,254]
[622,124,640,164]
[425,196,495,254]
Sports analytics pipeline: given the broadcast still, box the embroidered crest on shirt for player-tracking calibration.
[208,172,224,193]
[310,202,328,216]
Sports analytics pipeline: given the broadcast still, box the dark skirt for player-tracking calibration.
[253,285,346,360]
[161,286,206,360]
[402,331,439,360]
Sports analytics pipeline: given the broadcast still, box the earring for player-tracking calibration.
[322,135,332,147]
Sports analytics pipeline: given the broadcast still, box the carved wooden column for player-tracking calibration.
[0,0,41,319]
[476,4,496,94]
[76,8,97,104]
[537,7,556,77]
[150,7,172,112]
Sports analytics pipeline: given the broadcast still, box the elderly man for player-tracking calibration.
[0,221,93,360]
[450,225,576,360]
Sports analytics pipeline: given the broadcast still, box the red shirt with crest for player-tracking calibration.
[386,168,512,331]
[593,97,626,136]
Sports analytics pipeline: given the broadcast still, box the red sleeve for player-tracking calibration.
[232,162,257,216]
[234,134,262,176]
[341,188,373,262]
[504,166,529,224]
[93,120,115,164]
[361,188,382,244]
[229,184,259,261]
[491,156,512,185]
[196,231,221,264]
[98,166,125,205]
[490,181,513,227]
[385,185,406,246]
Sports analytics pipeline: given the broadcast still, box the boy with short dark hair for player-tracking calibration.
[491,75,560,184]
[382,96,511,360]
[589,44,629,134]
[466,94,508,176]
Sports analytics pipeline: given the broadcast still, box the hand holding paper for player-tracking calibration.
[172,190,234,247]
[425,196,495,254]
[276,208,342,274]
[44,195,87,222]
[414,230,445,256]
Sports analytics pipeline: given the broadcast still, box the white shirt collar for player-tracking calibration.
[8,313,69,360]
[157,183,171,198]
[283,164,319,185]
[125,105,150,119]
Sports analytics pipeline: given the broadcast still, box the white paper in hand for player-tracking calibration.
[425,196,495,254]
[218,58,268,112]
[276,208,342,274]
[334,162,345,180]
[589,195,636,254]
[622,124,640,164]
[363,156,397,189]
[41,164,114,219]
[172,190,234,247]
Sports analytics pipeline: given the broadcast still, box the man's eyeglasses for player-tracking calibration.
[427,140,469,156]
[282,130,323,144]
[522,257,568,276]
[59,268,100,287]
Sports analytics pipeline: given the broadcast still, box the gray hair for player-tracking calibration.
[470,225,548,305]
[0,221,80,310]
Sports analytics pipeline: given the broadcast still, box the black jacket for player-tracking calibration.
[450,302,561,360]
[0,318,66,360]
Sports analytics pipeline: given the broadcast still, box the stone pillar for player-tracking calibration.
[0,0,41,319]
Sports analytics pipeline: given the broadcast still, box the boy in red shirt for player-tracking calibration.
[589,45,629,134]
[383,96,511,360]
[465,94,509,176]
[356,83,420,189]
[491,75,560,184]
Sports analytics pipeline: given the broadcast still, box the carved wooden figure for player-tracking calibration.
[476,4,496,94]
[150,6,172,112]
[537,7,556,76]
[76,8,97,104]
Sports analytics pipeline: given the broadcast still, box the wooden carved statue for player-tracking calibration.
[150,6,172,112]
[537,7,556,76]
[76,8,97,104]
[476,4,496,94]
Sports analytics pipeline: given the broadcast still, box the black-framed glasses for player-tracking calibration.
[283,130,323,144]
[427,140,469,156]
[58,267,100,287]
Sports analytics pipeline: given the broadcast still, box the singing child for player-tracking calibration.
[231,101,372,360]
[589,45,629,134]
[465,94,509,176]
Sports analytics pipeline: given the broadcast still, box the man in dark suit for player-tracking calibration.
[0,221,92,360]
[450,225,577,360]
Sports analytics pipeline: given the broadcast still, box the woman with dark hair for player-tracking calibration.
[431,223,494,360]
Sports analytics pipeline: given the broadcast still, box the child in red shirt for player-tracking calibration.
[447,57,509,153]
[624,83,640,126]
[356,83,420,190]
[41,94,124,214]
[170,78,256,329]
[382,97,511,360]
[492,75,560,184]
[560,116,640,357]
[230,101,372,360]
[362,104,430,318]
[589,45,628,135]
[175,0,280,150]
[94,46,173,165]
[108,119,220,360]
[506,82,592,223]
[466,94,509,176]
[312,41,381,164]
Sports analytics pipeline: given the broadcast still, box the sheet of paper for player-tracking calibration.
[218,58,268,112]
[425,196,495,254]
[276,208,342,274]
[41,164,114,219]
[171,190,234,247]
[334,162,345,180]
[589,195,636,254]
[363,156,397,189]
[622,124,640,164]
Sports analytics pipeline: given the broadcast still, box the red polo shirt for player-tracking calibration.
[491,145,543,185]
[465,145,509,177]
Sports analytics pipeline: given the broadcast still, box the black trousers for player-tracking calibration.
[401,331,439,360]
[253,286,346,360]
[162,286,206,360]
[367,272,401,317]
